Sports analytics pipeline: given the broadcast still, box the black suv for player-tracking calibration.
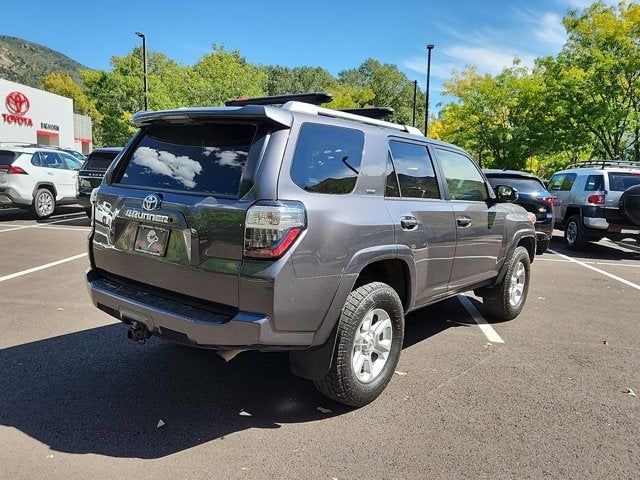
[484,170,555,254]
[85,93,536,406]
[77,147,122,216]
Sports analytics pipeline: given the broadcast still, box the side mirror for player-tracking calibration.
[494,184,519,203]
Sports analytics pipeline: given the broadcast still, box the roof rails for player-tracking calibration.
[282,101,423,136]
[569,159,640,169]
[226,92,333,107]
[339,107,394,120]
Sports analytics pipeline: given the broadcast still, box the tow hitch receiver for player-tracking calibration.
[127,322,151,344]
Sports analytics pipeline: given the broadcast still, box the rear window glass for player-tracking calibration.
[585,174,604,191]
[486,176,546,193]
[116,124,256,196]
[0,150,17,165]
[290,123,364,194]
[608,172,640,191]
[84,152,119,171]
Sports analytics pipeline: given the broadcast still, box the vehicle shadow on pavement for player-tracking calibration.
[0,301,474,459]
[549,234,640,262]
[0,206,90,226]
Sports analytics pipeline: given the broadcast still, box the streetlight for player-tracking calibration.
[424,44,434,136]
[135,32,148,110]
[412,80,418,127]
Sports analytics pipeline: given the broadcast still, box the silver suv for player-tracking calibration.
[549,160,640,250]
[85,93,536,406]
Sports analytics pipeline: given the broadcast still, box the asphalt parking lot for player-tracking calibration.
[0,207,638,480]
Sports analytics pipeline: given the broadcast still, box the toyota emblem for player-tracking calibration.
[142,194,161,211]
[6,91,30,116]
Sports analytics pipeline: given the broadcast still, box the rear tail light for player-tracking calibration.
[587,194,605,205]
[244,201,306,259]
[0,165,28,174]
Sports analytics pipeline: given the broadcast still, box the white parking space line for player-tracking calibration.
[614,240,640,253]
[457,295,505,344]
[0,214,86,233]
[0,253,87,283]
[537,257,640,269]
[548,248,640,291]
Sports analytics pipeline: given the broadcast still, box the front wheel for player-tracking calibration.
[481,246,531,321]
[314,282,404,407]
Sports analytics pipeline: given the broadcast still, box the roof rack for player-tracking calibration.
[226,92,333,107]
[282,101,423,136]
[569,159,640,169]
[339,107,394,120]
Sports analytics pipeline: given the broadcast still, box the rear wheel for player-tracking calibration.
[31,188,55,219]
[564,215,588,251]
[314,282,404,407]
[481,246,531,321]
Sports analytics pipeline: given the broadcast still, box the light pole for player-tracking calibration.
[412,80,418,127]
[424,44,434,136]
[135,32,148,110]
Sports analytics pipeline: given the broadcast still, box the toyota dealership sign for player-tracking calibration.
[2,91,34,127]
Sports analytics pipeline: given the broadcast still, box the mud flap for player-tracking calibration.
[288,324,338,381]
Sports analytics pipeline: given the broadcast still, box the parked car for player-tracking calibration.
[86,93,536,407]
[549,160,640,250]
[484,169,555,254]
[77,147,122,217]
[0,146,84,219]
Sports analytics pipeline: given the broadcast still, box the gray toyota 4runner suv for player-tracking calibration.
[86,93,536,407]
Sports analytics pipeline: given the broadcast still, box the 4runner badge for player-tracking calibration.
[142,194,161,211]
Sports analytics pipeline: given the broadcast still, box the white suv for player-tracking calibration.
[0,146,84,219]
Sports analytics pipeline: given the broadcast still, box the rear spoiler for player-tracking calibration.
[132,106,293,128]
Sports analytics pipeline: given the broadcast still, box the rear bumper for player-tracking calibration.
[0,187,31,207]
[583,217,609,230]
[86,268,314,349]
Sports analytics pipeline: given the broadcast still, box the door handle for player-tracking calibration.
[400,216,419,231]
[457,216,472,228]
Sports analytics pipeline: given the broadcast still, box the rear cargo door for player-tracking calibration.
[90,121,271,308]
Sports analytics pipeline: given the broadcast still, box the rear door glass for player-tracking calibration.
[116,123,257,196]
[388,141,440,199]
[585,175,604,191]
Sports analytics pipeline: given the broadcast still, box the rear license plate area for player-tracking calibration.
[134,225,170,257]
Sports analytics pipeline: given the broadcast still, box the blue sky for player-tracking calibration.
[2,0,610,108]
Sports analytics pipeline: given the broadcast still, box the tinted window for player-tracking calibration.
[116,123,256,196]
[389,141,439,199]
[548,174,565,191]
[585,174,604,191]
[36,152,65,169]
[561,173,577,191]
[385,153,400,197]
[0,150,17,165]
[290,123,364,194]
[608,172,640,191]
[486,176,546,194]
[84,151,119,172]
[436,149,488,201]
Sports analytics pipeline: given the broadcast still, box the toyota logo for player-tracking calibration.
[6,92,30,116]
[142,194,161,211]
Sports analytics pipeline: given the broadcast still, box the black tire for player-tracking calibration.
[31,188,55,219]
[564,215,588,251]
[314,282,404,407]
[481,246,531,321]
[85,206,92,218]
[536,238,549,255]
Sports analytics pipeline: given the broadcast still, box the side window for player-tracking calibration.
[62,154,82,171]
[388,141,440,199]
[38,152,65,169]
[385,153,400,197]
[31,152,43,167]
[435,148,488,201]
[561,173,577,191]
[585,174,604,191]
[548,174,565,191]
[290,123,364,195]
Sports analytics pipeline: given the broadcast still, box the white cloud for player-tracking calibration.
[133,147,202,189]
[203,147,247,169]
[443,45,535,74]
[535,12,567,47]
